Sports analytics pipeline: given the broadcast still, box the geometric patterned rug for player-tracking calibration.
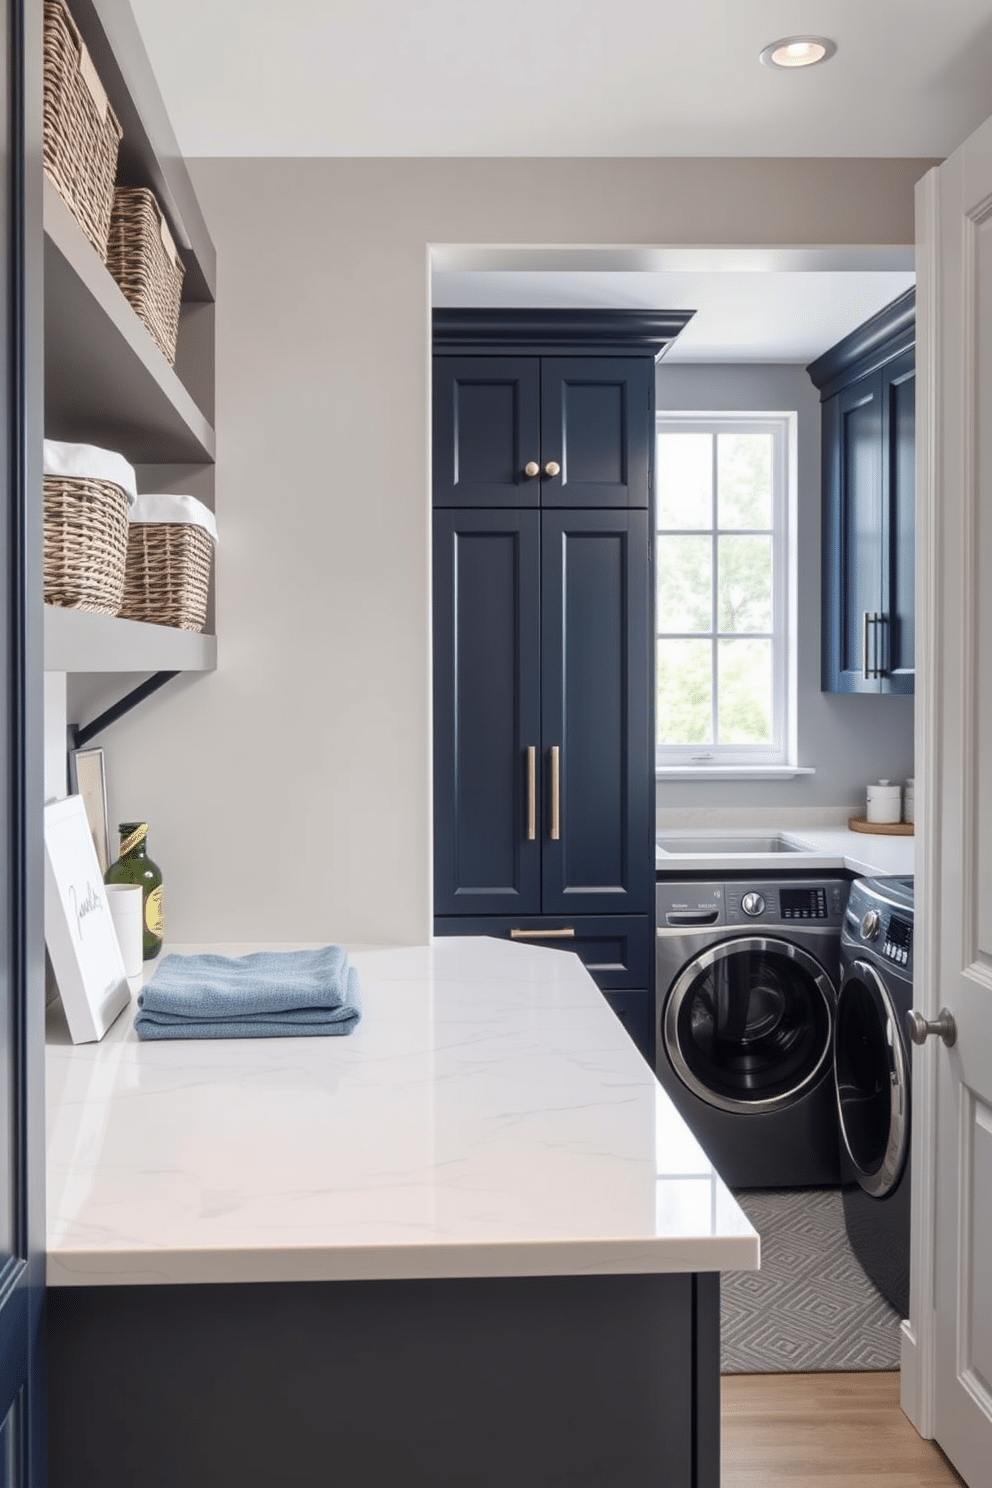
[721,1188,902,1374]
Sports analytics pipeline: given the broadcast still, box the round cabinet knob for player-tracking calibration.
[543,461,561,478]
[860,909,881,941]
[741,892,765,917]
[523,461,540,478]
[906,1007,957,1048]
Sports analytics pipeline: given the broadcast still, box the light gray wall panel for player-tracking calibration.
[81,157,929,944]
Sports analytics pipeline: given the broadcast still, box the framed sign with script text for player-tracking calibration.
[44,795,130,1043]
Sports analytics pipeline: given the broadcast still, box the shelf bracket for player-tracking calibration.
[70,671,180,750]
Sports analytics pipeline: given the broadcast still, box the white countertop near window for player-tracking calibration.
[656,825,915,878]
[45,936,758,1288]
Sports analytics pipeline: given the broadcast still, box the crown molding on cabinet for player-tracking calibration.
[806,287,915,399]
[432,307,695,360]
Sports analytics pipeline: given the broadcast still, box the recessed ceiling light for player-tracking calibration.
[760,36,837,70]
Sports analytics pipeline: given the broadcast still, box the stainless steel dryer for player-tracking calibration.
[655,877,847,1188]
[834,874,915,1317]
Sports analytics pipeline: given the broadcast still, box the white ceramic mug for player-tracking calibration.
[903,777,915,824]
[866,779,902,824]
[105,883,144,980]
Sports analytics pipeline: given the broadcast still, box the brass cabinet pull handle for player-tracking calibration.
[526,745,536,841]
[550,745,560,840]
[523,461,540,478]
[543,461,561,478]
[510,926,576,940]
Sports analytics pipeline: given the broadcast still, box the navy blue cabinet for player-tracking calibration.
[430,314,680,1065]
[432,916,653,991]
[433,507,653,920]
[432,355,653,509]
[808,290,915,695]
[433,508,542,917]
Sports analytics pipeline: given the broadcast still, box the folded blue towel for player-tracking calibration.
[134,945,361,1041]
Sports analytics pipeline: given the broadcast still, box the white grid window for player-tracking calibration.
[655,415,793,768]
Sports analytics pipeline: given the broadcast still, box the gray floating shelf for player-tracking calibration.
[62,0,216,301]
[44,180,215,465]
[44,606,217,674]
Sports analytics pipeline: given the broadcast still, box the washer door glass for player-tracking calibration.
[664,937,835,1114]
[833,960,908,1198]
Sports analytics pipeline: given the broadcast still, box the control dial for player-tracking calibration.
[741,892,765,917]
[860,909,881,941]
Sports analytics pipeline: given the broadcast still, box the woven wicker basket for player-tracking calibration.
[106,187,185,364]
[119,522,213,631]
[43,0,123,259]
[43,476,130,614]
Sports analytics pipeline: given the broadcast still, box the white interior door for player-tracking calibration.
[912,110,992,1487]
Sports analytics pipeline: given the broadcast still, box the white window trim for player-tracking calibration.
[654,411,800,774]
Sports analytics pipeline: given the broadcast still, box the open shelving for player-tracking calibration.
[44,180,214,465]
[45,606,216,674]
[42,0,217,681]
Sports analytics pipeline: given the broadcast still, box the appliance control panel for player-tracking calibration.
[882,913,913,970]
[843,876,915,977]
[689,880,848,927]
[656,880,848,929]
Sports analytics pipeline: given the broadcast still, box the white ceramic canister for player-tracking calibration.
[903,777,915,824]
[866,779,902,824]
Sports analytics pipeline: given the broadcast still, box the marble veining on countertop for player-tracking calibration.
[45,937,758,1287]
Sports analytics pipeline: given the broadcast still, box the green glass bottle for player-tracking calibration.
[104,822,164,960]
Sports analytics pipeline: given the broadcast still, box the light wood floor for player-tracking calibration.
[722,1373,967,1487]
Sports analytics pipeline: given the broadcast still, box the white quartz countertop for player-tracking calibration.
[655,825,915,878]
[46,937,758,1287]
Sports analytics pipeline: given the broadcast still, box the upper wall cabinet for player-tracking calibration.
[807,289,915,695]
[433,355,653,509]
[431,309,693,510]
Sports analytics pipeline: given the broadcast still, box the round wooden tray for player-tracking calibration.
[848,816,914,836]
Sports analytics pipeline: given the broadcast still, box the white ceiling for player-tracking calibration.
[126,5,934,361]
[128,0,992,160]
[432,264,916,363]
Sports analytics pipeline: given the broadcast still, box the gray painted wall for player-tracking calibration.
[70,157,931,946]
[653,363,914,823]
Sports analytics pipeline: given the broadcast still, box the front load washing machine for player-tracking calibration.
[834,874,915,1317]
[655,877,847,1188]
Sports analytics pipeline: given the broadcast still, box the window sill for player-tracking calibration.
[656,765,816,781]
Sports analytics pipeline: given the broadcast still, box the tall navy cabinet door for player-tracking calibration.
[433,509,542,915]
[1,0,46,1480]
[540,510,652,916]
[880,350,915,694]
[432,357,542,508]
[823,373,883,693]
[540,358,653,508]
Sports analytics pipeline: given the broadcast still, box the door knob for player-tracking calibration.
[523,461,540,478]
[906,1008,957,1048]
[543,461,561,478]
